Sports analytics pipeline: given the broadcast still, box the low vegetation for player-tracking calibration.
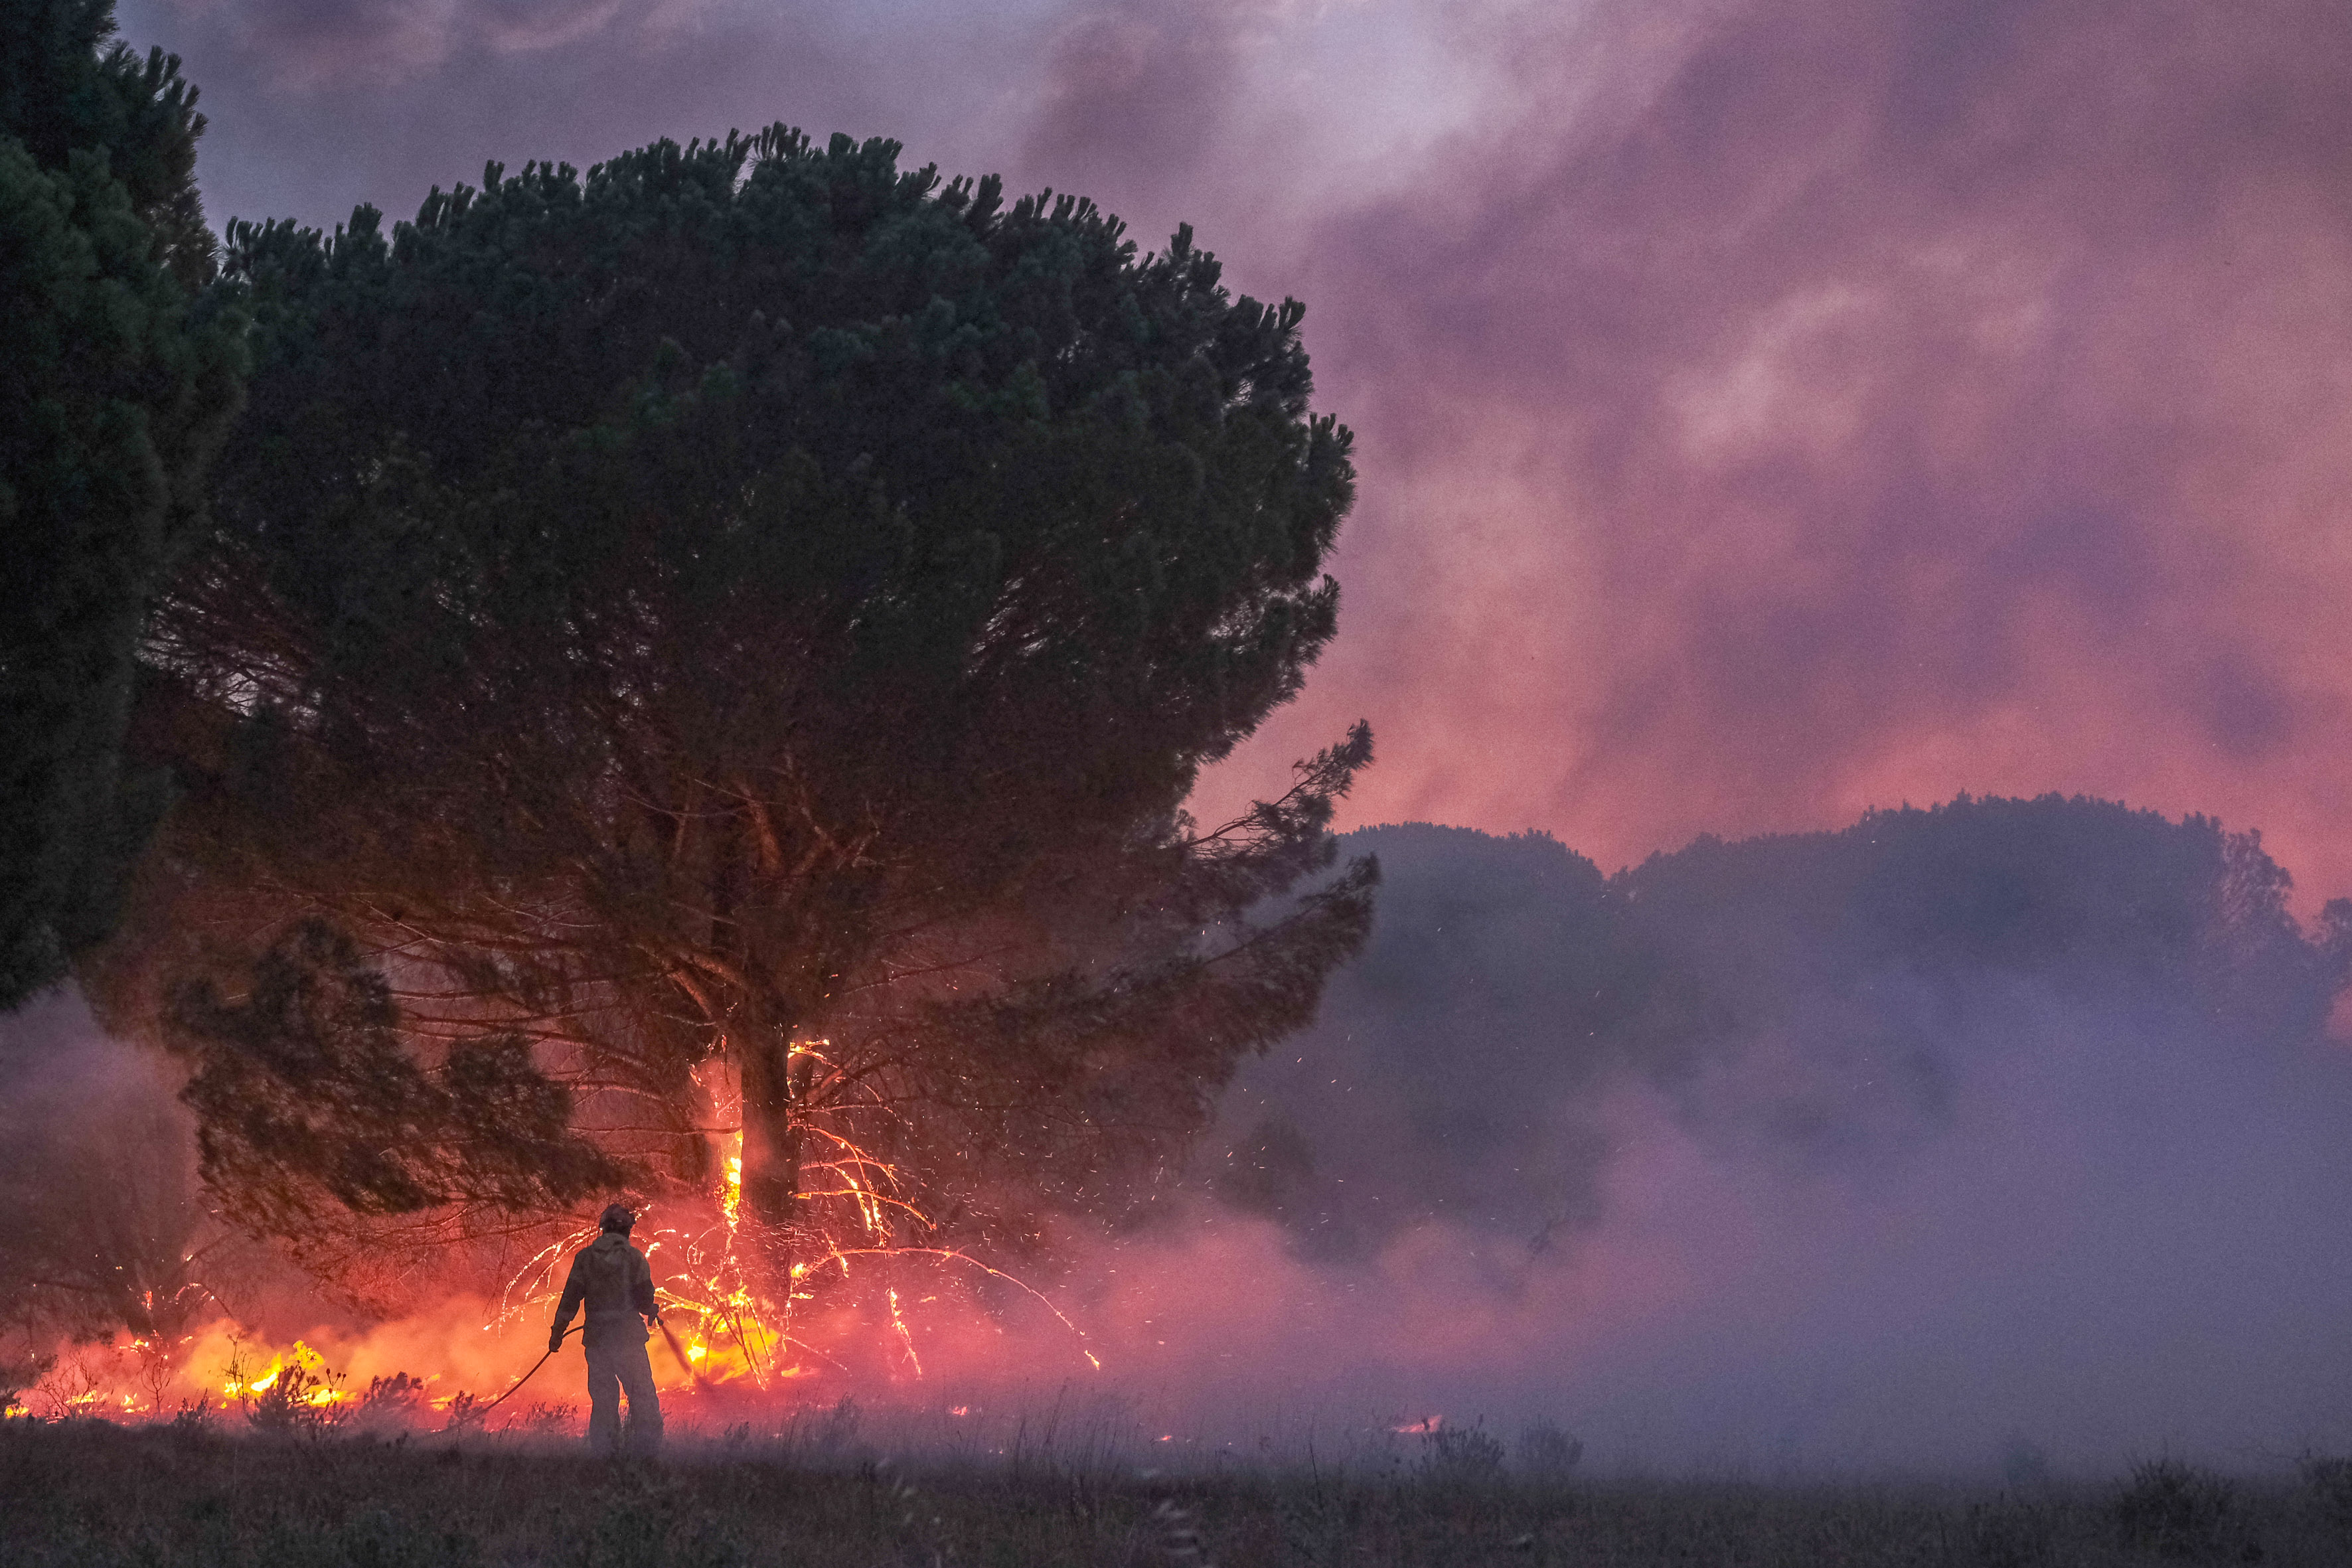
[5,1418,2351,1566]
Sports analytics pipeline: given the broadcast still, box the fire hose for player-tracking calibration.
[655,1314,712,1391]
[455,1314,702,1429]
[452,1322,580,1427]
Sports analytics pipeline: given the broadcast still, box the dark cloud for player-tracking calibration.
[150,0,633,87]
[121,0,1025,225]
[1191,0,2352,900]
[1022,0,1257,206]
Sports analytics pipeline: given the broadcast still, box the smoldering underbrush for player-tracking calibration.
[7,1419,2352,1567]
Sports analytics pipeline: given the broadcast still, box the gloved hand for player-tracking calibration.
[548,1326,565,1354]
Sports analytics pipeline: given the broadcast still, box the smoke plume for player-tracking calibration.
[1054,802,2352,1474]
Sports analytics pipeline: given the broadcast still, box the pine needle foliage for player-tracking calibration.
[0,0,244,1005]
[116,127,1375,1281]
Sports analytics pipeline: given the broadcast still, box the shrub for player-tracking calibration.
[1962,1498,2058,1568]
[245,1363,349,1437]
[1418,1419,1506,1485]
[349,1372,429,1433]
[2298,1453,2352,1532]
[0,1350,44,1419]
[2111,1458,2239,1559]
[1516,1419,1584,1478]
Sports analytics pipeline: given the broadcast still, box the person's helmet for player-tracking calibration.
[599,1203,636,1233]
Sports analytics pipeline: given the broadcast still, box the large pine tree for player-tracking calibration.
[110,130,1375,1308]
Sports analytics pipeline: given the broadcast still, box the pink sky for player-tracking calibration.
[127,0,2352,898]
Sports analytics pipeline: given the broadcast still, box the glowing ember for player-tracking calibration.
[10,1042,1100,1427]
[886,1289,922,1376]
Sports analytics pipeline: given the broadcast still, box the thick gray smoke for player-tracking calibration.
[1085,799,2352,1474]
[0,992,225,1385]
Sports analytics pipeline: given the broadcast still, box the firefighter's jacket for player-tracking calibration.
[553,1232,657,1347]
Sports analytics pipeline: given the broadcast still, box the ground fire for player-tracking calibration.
[1,1015,1107,1429]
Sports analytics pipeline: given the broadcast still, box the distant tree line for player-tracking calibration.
[1214,797,2352,1257]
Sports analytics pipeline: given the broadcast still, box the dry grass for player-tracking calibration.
[3,1417,2349,1566]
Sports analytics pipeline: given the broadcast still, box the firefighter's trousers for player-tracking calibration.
[583,1332,663,1454]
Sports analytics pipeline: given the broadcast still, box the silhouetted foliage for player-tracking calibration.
[1516,1419,1585,1478]
[1217,796,2352,1256]
[2112,1459,2244,1559]
[0,0,243,1005]
[2296,1453,2352,1533]
[169,919,627,1251]
[111,128,1373,1284]
[1416,1420,1507,1486]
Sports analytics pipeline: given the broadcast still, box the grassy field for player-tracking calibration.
[5,1417,2351,1566]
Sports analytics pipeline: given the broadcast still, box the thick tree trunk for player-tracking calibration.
[738,1032,801,1232]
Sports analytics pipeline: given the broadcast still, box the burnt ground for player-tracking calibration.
[3,1418,2350,1566]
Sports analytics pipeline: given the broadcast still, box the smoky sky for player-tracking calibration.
[74,0,2352,1469]
[1263,0,2352,900]
[119,0,2352,896]
[1108,805,2352,1472]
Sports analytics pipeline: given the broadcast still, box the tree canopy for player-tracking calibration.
[109,127,1375,1307]
[1215,797,2352,1259]
[0,0,244,1006]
